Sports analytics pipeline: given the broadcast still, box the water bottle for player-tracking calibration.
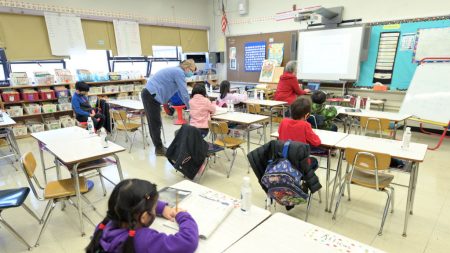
[402,127,411,150]
[99,127,108,148]
[355,96,361,110]
[241,176,252,212]
[87,117,95,135]
[230,102,234,112]
[227,100,232,112]
[259,91,264,100]
[253,89,258,100]
[366,97,371,111]
[209,84,213,93]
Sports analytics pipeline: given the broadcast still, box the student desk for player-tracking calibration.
[225,212,383,253]
[32,128,126,236]
[242,99,288,133]
[270,129,349,212]
[108,99,151,147]
[212,112,270,153]
[152,180,271,253]
[332,134,427,237]
[0,111,21,163]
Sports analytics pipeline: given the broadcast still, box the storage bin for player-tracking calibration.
[60,117,76,128]
[34,75,55,85]
[119,85,134,92]
[104,85,119,93]
[21,91,39,102]
[12,125,28,137]
[109,72,121,81]
[27,123,45,133]
[1,92,20,103]
[76,69,94,82]
[10,72,30,86]
[6,106,23,117]
[24,104,41,115]
[57,103,72,111]
[55,69,75,83]
[42,104,57,113]
[134,85,144,91]
[89,87,103,95]
[45,120,61,130]
[39,90,56,100]
[54,87,69,98]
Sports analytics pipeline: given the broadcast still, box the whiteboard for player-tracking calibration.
[297,26,365,81]
[414,27,450,61]
[44,12,86,56]
[399,63,450,124]
[113,20,142,56]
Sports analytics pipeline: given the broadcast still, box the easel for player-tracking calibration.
[255,66,284,99]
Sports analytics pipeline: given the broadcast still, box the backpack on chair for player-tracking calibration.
[261,141,309,206]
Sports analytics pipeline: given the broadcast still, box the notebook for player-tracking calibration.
[163,190,235,239]
[158,187,191,208]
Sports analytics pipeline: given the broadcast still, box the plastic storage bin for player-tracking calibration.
[39,90,56,100]
[119,85,134,92]
[109,72,121,81]
[10,72,30,86]
[27,123,45,133]
[1,92,20,103]
[134,85,144,92]
[6,106,23,117]
[42,104,57,113]
[104,85,119,93]
[60,116,76,128]
[55,69,75,83]
[57,103,72,111]
[24,104,42,115]
[89,87,103,95]
[54,87,69,98]
[21,91,39,102]
[12,125,28,137]
[45,120,61,130]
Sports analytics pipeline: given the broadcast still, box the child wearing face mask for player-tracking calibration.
[85,179,199,253]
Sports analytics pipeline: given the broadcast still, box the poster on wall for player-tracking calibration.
[400,34,416,51]
[229,47,237,70]
[244,41,266,72]
[259,60,276,82]
[268,43,285,66]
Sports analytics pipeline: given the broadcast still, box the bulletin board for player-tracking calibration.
[357,19,450,90]
[226,30,296,83]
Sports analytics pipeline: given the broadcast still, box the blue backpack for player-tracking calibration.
[261,141,309,206]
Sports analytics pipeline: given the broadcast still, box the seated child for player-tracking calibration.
[278,97,320,170]
[71,81,105,130]
[216,80,247,107]
[189,84,216,138]
[85,178,199,253]
[309,91,338,131]
[163,92,185,116]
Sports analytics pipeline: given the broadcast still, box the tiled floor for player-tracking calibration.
[1,116,449,253]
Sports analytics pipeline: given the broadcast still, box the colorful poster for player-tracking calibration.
[259,60,276,82]
[244,41,266,72]
[229,47,237,70]
[268,43,285,66]
[400,34,416,51]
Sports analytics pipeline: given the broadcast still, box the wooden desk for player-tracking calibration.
[0,111,20,163]
[332,134,427,237]
[212,112,270,153]
[271,129,349,212]
[152,180,271,253]
[243,99,288,133]
[225,212,383,253]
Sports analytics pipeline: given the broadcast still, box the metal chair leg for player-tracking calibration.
[35,200,57,246]
[389,186,395,213]
[97,169,107,196]
[0,214,33,250]
[227,149,237,178]
[378,189,392,236]
[347,181,351,201]
[305,193,312,222]
[239,147,250,174]
[318,189,322,204]
[22,203,41,224]
[332,179,347,220]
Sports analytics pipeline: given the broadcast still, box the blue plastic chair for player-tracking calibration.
[0,187,41,250]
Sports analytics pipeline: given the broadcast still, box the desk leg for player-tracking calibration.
[263,122,267,144]
[7,129,21,161]
[393,122,398,139]
[325,149,331,212]
[329,149,344,213]
[409,163,420,215]
[140,113,147,149]
[403,162,417,237]
[39,144,47,184]
[113,153,124,181]
[72,163,85,236]
[247,126,251,154]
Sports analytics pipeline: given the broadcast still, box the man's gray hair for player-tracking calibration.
[285,60,297,73]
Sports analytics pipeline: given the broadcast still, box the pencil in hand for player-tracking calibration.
[175,190,179,212]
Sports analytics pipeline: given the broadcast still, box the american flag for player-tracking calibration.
[221,1,228,34]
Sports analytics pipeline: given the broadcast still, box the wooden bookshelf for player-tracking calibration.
[11,110,73,119]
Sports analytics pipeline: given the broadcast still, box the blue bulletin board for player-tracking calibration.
[356,19,450,90]
[244,41,266,72]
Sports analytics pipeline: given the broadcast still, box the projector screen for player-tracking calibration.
[297,26,365,81]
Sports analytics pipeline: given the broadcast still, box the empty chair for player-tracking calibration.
[0,187,41,250]
[110,109,144,152]
[332,148,394,236]
[20,152,97,246]
[209,120,248,178]
[359,116,392,138]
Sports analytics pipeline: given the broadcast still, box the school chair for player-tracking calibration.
[20,152,101,246]
[359,116,392,138]
[209,120,249,178]
[0,187,41,250]
[110,109,144,153]
[245,104,267,144]
[332,148,394,236]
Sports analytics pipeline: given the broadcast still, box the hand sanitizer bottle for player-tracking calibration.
[100,127,108,148]
[355,96,361,110]
[87,117,95,135]
[259,91,264,100]
[241,176,252,212]
[209,84,213,93]
[402,127,411,150]
[253,89,258,100]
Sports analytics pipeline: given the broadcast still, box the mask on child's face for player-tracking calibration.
[185,70,194,78]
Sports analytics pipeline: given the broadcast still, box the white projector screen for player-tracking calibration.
[297,26,365,81]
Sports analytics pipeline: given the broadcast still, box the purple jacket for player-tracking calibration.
[98,201,199,253]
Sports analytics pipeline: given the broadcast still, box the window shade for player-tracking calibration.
[82,20,118,55]
[0,13,63,60]
[140,25,181,56]
[180,28,208,52]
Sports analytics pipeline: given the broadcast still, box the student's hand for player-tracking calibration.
[162,206,187,221]
[304,89,311,93]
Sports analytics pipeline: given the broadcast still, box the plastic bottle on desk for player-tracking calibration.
[253,90,258,100]
[355,96,361,110]
[402,127,412,150]
[366,97,371,111]
[241,176,252,212]
[87,117,95,135]
[99,127,108,148]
